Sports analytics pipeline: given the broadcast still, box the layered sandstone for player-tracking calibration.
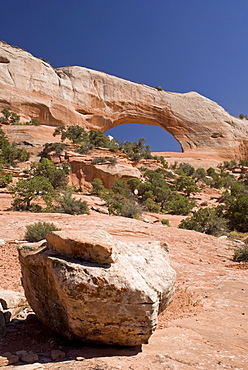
[19,229,176,346]
[0,41,247,159]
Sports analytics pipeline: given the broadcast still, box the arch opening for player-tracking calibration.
[105,123,182,153]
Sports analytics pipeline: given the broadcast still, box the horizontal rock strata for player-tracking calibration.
[0,41,247,159]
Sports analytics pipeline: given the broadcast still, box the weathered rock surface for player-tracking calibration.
[0,41,247,159]
[46,229,116,264]
[18,229,176,346]
[0,289,27,335]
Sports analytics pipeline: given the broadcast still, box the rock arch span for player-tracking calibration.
[0,41,247,159]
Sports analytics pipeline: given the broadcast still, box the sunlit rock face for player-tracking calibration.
[19,229,176,346]
[0,41,247,159]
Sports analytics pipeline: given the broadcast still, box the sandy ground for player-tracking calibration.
[0,210,247,369]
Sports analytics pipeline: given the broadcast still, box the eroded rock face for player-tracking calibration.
[18,229,176,346]
[0,41,247,159]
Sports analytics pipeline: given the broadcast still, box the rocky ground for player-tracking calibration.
[0,208,247,369]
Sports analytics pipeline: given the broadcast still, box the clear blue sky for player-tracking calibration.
[1,1,247,152]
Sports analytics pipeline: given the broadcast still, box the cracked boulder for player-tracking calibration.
[18,228,176,346]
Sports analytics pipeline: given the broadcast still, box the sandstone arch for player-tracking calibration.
[0,41,247,160]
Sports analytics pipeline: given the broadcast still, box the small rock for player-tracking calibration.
[142,217,150,223]
[50,349,65,361]
[0,356,8,367]
[76,356,85,361]
[26,313,38,323]
[16,350,28,357]
[39,356,51,363]
[2,352,19,365]
[0,239,5,246]
[21,351,39,364]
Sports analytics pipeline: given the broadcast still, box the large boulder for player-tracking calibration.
[18,229,176,346]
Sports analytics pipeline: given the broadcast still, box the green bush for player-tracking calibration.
[179,207,227,236]
[193,167,207,181]
[91,157,107,165]
[166,194,196,215]
[107,194,142,218]
[0,108,20,124]
[53,125,119,152]
[24,222,60,242]
[225,194,248,232]
[144,198,161,213]
[0,173,12,187]
[173,174,200,196]
[119,138,152,161]
[155,86,164,91]
[233,243,248,262]
[161,218,170,226]
[41,142,66,156]
[90,178,106,196]
[0,128,30,166]
[30,158,69,190]
[108,157,117,166]
[176,162,195,177]
[10,176,56,211]
[56,190,89,215]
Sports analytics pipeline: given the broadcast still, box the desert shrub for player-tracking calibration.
[0,108,20,124]
[30,158,69,190]
[10,176,56,211]
[107,194,142,218]
[0,173,12,187]
[220,172,236,189]
[176,162,195,177]
[225,194,248,232]
[233,242,248,262]
[90,178,106,196]
[119,138,152,161]
[111,178,133,199]
[218,160,237,171]
[53,125,119,152]
[166,194,196,215]
[41,142,66,156]
[89,129,118,150]
[230,181,248,197]
[204,172,224,189]
[108,157,117,166]
[53,125,88,144]
[144,198,161,213]
[91,157,107,165]
[239,159,248,168]
[206,167,216,177]
[173,174,200,196]
[24,222,60,242]
[56,190,89,215]
[193,167,207,181]
[12,118,40,126]
[158,156,169,169]
[127,177,142,193]
[0,128,30,166]
[179,206,227,236]
[98,178,142,218]
[161,218,170,226]
[155,86,164,91]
